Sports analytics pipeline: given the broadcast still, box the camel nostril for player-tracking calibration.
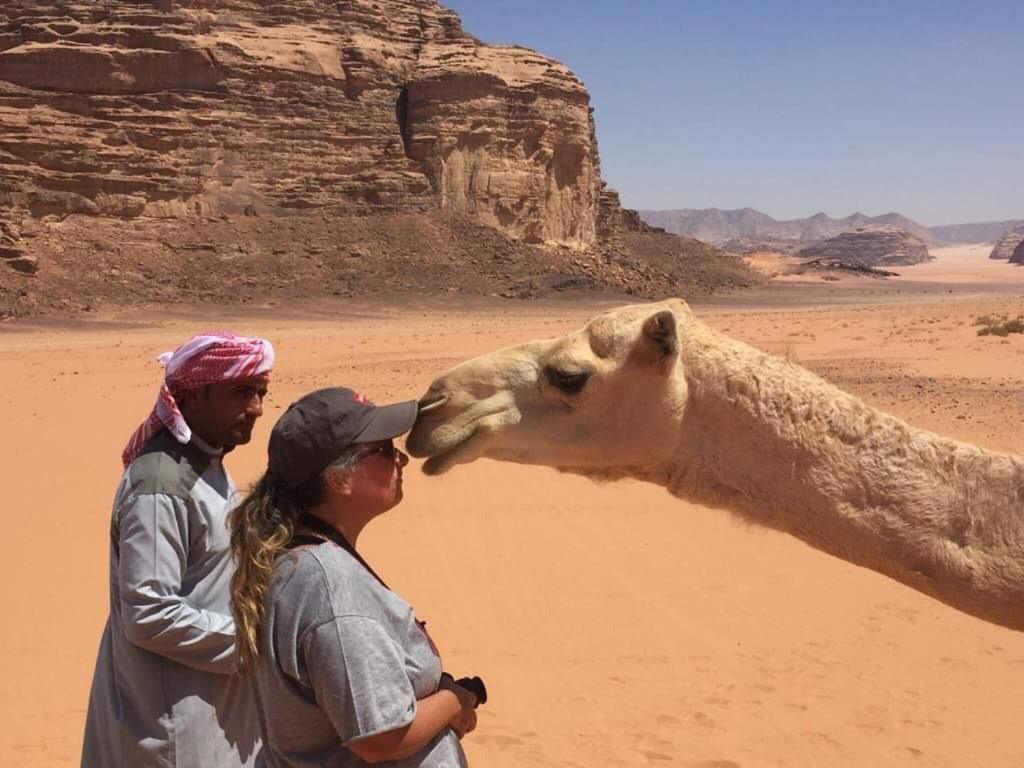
[416,392,448,415]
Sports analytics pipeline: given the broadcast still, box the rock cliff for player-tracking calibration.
[0,0,601,247]
[989,227,1024,260]
[0,1,761,317]
[797,226,932,268]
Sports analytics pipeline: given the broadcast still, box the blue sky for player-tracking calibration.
[444,1,1023,225]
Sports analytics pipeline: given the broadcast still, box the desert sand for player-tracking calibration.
[3,248,1024,767]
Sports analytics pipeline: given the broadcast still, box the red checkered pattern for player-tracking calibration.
[121,331,275,467]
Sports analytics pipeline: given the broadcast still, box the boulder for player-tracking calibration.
[0,221,36,274]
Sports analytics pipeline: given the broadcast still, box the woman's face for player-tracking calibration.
[343,440,409,517]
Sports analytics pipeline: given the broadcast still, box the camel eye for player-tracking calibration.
[544,366,591,395]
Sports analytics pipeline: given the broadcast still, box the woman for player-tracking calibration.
[229,387,478,767]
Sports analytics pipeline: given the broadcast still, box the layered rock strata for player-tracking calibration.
[798,226,931,268]
[0,0,604,248]
[989,227,1024,260]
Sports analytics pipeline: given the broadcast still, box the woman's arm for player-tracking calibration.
[347,682,477,764]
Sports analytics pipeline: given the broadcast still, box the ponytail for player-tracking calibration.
[229,470,299,675]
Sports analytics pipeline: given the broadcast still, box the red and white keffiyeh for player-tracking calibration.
[121,331,275,467]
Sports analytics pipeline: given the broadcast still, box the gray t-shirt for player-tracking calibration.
[252,541,468,768]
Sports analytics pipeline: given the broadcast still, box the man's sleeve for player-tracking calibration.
[117,493,237,673]
[303,616,417,745]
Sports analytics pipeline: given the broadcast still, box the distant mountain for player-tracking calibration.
[639,208,1023,246]
[929,220,1024,246]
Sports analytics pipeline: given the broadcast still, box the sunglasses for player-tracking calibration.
[356,443,399,462]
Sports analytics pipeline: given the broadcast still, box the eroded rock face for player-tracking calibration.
[0,0,603,246]
[990,227,1024,260]
[798,226,932,268]
[405,41,599,244]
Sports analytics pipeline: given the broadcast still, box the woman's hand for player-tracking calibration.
[439,674,479,739]
[450,705,477,739]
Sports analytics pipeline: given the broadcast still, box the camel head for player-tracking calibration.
[407,299,692,475]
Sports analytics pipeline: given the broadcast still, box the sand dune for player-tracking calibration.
[2,288,1023,767]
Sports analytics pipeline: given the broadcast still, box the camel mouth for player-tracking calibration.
[408,404,506,475]
[408,391,517,475]
[406,404,480,474]
[416,427,482,476]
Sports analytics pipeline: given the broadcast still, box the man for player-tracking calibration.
[82,331,275,768]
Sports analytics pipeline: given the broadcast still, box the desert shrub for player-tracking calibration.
[976,315,1024,337]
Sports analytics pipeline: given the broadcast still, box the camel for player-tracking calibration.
[407,298,1024,631]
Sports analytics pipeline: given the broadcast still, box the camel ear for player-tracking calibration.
[642,310,677,359]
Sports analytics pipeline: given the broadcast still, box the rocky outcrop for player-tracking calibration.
[989,227,1024,260]
[0,0,604,247]
[1011,239,1024,265]
[0,221,36,273]
[596,186,656,239]
[718,236,802,255]
[797,226,932,268]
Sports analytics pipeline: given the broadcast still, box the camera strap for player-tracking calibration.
[289,513,392,592]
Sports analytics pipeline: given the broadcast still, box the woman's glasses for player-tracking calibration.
[356,443,398,462]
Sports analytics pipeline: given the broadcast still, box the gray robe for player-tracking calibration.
[82,430,260,767]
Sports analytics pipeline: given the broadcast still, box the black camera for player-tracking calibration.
[454,675,487,708]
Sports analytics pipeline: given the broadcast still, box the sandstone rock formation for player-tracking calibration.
[989,226,1024,260]
[0,1,761,317]
[0,0,601,247]
[1011,239,1024,266]
[797,226,932,268]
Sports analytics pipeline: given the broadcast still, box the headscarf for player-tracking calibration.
[121,331,275,467]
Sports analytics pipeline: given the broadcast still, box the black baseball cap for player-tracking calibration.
[269,387,417,490]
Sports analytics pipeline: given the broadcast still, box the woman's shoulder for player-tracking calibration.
[274,543,387,598]
[272,542,344,589]
[275,543,413,626]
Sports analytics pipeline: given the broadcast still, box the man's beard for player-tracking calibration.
[228,422,255,446]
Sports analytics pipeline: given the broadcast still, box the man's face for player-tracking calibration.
[180,378,269,449]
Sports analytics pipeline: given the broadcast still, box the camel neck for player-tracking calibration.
[669,327,1024,630]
